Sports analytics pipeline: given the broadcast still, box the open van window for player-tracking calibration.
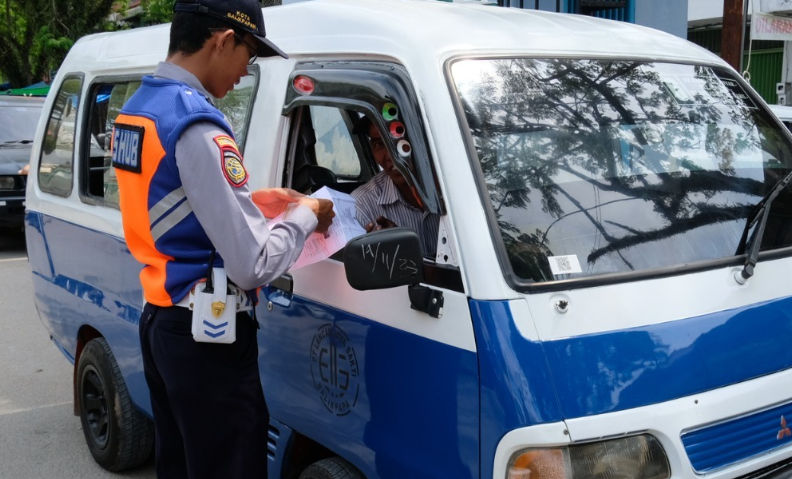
[286,105,372,194]
[452,58,792,285]
[82,80,142,208]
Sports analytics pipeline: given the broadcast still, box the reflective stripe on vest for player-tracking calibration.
[149,187,193,242]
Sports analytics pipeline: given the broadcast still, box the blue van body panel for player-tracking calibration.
[257,291,480,479]
[472,297,792,477]
[266,418,297,476]
[25,211,151,415]
[542,295,792,418]
[471,299,564,479]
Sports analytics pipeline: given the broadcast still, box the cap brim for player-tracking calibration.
[252,34,288,59]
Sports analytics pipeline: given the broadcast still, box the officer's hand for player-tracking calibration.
[364,215,397,233]
[298,197,335,234]
[252,188,305,218]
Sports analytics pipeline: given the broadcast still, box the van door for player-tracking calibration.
[257,62,479,478]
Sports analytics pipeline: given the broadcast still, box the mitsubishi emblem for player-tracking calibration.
[777,415,791,440]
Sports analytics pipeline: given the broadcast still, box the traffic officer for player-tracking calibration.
[111,0,334,477]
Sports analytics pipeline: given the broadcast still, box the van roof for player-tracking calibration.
[64,0,723,72]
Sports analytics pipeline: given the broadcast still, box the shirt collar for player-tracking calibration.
[153,62,215,104]
[375,172,402,207]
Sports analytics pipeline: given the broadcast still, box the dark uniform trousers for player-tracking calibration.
[139,303,269,478]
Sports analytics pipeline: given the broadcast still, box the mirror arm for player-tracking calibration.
[408,284,444,318]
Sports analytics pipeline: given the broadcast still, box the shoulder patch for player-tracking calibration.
[213,135,238,150]
[213,135,248,187]
[111,124,144,173]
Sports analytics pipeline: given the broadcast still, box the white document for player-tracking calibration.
[268,186,366,270]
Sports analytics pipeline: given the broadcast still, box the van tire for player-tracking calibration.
[299,457,364,479]
[77,337,153,471]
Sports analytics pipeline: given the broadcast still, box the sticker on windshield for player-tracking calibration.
[547,255,582,276]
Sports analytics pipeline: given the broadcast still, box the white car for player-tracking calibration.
[770,103,792,132]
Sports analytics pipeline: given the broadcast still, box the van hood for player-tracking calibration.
[471,295,792,425]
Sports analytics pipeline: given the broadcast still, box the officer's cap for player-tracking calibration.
[173,0,288,59]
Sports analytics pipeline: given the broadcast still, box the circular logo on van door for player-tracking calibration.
[310,324,359,416]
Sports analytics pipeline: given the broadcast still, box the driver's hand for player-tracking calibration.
[364,215,397,233]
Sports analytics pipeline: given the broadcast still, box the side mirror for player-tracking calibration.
[343,228,423,290]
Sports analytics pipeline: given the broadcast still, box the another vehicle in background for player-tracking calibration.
[770,104,792,132]
[0,95,44,231]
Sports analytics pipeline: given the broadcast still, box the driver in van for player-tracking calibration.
[111,1,333,478]
[352,116,440,257]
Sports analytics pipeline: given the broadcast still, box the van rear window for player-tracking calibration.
[451,58,792,283]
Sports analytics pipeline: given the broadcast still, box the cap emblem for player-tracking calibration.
[227,11,256,31]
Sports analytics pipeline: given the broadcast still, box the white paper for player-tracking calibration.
[268,186,366,270]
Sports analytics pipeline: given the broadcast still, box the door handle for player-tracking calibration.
[265,273,293,308]
[269,274,293,295]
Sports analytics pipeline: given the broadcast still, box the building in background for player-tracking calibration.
[687,0,792,105]
[490,0,688,38]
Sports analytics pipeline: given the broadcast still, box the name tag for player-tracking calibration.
[111,124,144,173]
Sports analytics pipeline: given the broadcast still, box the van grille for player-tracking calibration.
[681,401,792,472]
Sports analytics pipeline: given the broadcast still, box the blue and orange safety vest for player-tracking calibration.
[112,76,233,306]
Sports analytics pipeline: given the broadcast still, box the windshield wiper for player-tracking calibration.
[735,170,792,283]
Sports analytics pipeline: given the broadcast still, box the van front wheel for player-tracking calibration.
[77,337,153,471]
[299,457,364,479]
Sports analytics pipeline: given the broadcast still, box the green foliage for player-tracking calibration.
[0,0,115,87]
[141,0,174,25]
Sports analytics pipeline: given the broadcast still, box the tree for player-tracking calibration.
[140,0,175,25]
[0,0,115,87]
[126,1,281,30]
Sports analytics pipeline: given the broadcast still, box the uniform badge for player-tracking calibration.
[213,135,248,187]
[223,152,248,186]
[111,124,144,173]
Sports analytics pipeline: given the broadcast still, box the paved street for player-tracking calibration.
[0,230,155,479]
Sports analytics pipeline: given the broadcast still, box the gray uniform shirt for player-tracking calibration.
[154,62,317,290]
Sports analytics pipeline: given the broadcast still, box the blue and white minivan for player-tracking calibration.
[25,0,792,477]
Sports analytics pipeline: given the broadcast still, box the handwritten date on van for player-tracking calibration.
[343,228,423,291]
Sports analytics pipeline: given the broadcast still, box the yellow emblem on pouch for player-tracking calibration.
[211,301,225,317]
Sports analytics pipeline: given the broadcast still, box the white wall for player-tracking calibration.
[689,0,724,23]
[637,0,688,37]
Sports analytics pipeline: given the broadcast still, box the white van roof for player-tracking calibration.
[63,0,723,73]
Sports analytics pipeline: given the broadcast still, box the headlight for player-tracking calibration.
[0,176,15,190]
[507,434,670,479]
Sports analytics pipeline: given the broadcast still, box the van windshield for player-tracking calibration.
[451,58,792,283]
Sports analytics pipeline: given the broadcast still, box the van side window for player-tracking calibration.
[287,105,372,194]
[214,70,258,151]
[82,80,141,208]
[38,75,83,197]
[311,106,361,178]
